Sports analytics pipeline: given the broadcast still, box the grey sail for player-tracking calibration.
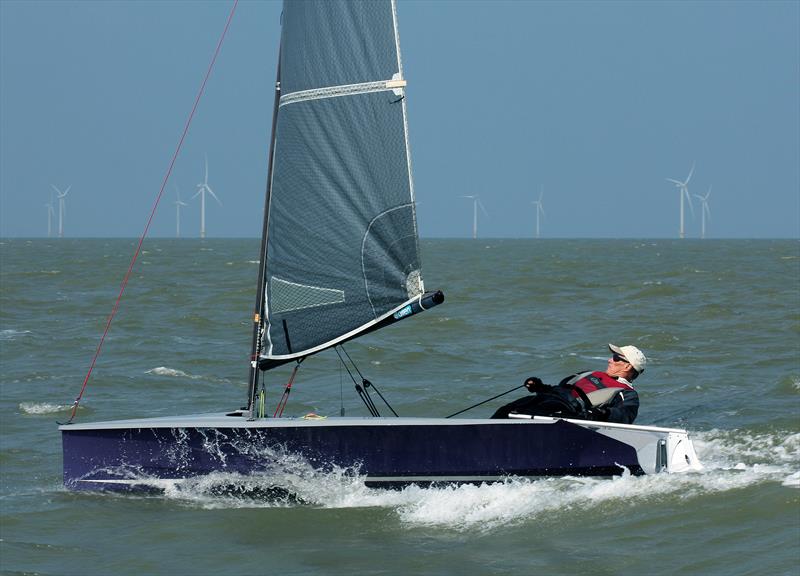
[259,0,425,365]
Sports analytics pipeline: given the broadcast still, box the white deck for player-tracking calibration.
[59,412,689,435]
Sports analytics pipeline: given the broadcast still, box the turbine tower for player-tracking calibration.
[666,163,695,239]
[531,187,545,239]
[174,185,188,238]
[51,185,71,238]
[193,155,221,239]
[45,192,55,238]
[462,195,487,239]
[693,186,712,239]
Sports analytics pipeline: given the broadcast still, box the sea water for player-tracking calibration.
[1,238,798,575]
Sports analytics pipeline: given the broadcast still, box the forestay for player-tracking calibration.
[259,0,424,365]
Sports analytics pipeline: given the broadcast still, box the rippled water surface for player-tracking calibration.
[1,238,798,575]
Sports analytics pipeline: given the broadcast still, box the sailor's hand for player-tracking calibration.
[524,376,547,393]
[588,406,610,421]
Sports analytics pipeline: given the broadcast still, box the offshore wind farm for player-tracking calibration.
[462,194,488,239]
[695,186,713,240]
[192,156,222,240]
[532,188,545,239]
[4,2,796,240]
[173,185,187,238]
[50,185,70,238]
[43,165,723,240]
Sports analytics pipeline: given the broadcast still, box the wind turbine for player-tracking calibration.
[693,185,712,239]
[45,192,55,238]
[462,195,487,239]
[531,187,545,239]
[666,163,695,239]
[174,185,188,238]
[51,185,71,238]
[193,156,221,239]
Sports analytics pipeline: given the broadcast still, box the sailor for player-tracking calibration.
[491,344,647,424]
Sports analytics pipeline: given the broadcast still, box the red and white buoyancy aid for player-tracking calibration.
[563,371,634,400]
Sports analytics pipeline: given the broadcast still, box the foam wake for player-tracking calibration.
[86,428,798,531]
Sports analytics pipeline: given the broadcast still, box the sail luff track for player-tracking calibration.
[391,0,423,274]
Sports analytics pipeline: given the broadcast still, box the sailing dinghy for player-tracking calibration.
[60,0,701,492]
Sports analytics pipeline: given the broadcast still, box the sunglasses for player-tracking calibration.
[612,353,629,363]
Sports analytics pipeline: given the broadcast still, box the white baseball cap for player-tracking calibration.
[609,343,647,374]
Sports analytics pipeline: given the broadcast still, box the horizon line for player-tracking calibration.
[1,236,798,241]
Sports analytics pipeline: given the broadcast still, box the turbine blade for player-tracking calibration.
[204,154,209,184]
[685,162,695,184]
[666,178,682,185]
[51,184,61,194]
[478,199,488,217]
[684,189,695,217]
[206,186,222,205]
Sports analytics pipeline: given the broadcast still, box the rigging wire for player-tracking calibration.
[63,0,240,424]
[335,346,380,417]
[338,345,398,417]
[339,360,345,417]
[445,384,526,419]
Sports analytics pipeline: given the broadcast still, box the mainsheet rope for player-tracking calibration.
[65,0,240,424]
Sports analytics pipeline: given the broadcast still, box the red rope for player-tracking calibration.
[67,0,240,423]
[274,364,300,418]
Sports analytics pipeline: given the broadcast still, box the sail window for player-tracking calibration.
[270,276,345,314]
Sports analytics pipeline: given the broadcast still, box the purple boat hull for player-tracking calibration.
[60,414,701,491]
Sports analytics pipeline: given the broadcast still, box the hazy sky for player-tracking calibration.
[1,0,798,239]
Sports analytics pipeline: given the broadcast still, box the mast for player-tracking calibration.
[247,44,282,415]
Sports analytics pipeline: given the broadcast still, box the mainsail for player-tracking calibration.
[255,0,431,369]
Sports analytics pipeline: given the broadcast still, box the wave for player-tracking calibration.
[19,402,71,415]
[145,367,202,379]
[1,329,32,341]
[86,428,798,531]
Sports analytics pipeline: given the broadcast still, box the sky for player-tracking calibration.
[1,0,798,239]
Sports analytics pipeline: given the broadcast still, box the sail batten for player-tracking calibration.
[257,0,430,366]
[280,78,406,108]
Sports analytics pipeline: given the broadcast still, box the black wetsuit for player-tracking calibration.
[491,371,640,424]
